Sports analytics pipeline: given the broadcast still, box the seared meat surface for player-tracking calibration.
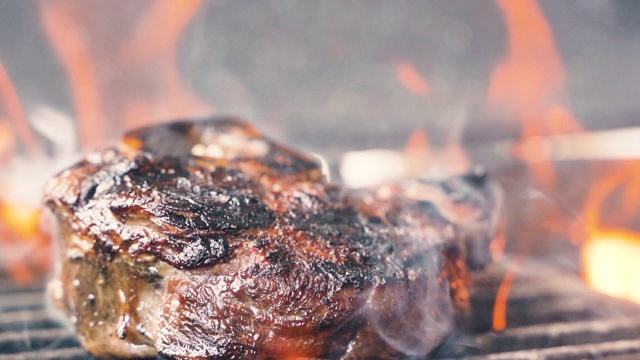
[44,118,500,359]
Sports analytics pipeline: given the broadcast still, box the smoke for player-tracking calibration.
[366,253,455,357]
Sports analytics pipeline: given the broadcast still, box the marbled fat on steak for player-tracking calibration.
[44,118,500,359]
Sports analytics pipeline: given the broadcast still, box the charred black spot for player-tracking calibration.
[254,236,269,249]
[368,216,383,224]
[247,263,261,276]
[315,318,334,331]
[314,258,375,291]
[399,200,451,229]
[135,235,231,270]
[259,143,320,175]
[265,249,288,264]
[264,249,294,276]
[462,166,488,188]
[79,182,98,205]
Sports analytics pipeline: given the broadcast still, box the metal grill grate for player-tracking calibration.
[431,260,640,359]
[0,284,88,360]
[1,259,639,359]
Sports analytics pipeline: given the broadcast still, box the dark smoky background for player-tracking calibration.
[1,0,639,155]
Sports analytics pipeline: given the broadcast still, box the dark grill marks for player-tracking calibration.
[42,118,500,359]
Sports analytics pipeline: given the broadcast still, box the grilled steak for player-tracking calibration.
[44,118,500,359]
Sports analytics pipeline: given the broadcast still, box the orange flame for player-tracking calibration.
[40,0,210,149]
[40,1,105,150]
[0,59,50,283]
[117,0,211,130]
[396,62,431,97]
[488,0,583,331]
[0,61,40,156]
[0,201,50,284]
[0,0,210,283]
[492,264,516,331]
[488,0,581,188]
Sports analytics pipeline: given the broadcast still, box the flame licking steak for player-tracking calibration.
[43,118,500,359]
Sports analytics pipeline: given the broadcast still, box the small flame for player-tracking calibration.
[0,61,40,156]
[488,0,583,331]
[492,265,516,331]
[0,121,14,161]
[396,62,431,97]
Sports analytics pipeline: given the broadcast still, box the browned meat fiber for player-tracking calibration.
[44,118,500,359]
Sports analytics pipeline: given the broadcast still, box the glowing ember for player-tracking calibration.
[0,202,41,240]
[0,200,51,284]
[574,164,640,304]
[583,230,640,303]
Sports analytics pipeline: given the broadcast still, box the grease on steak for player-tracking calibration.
[44,117,499,359]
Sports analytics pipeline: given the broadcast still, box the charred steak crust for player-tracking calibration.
[44,117,499,359]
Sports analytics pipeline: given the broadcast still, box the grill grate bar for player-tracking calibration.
[0,328,76,354]
[0,347,93,360]
[0,310,60,332]
[474,317,640,354]
[0,292,45,313]
[467,263,640,333]
[2,262,639,358]
[471,273,589,300]
[453,338,640,360]
[0,274,43,296]
[0,286,42,296]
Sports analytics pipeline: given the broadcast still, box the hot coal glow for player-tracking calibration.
[576,164,640,304]
[583,231,640,303]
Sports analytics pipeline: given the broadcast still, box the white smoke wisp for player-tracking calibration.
[2,106,80,207]
[365,251,455,357]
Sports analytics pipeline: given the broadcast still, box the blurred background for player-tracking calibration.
[2,1,640,151]
[1,0,640,319]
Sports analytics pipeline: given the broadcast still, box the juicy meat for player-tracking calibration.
[44,118,500,359]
